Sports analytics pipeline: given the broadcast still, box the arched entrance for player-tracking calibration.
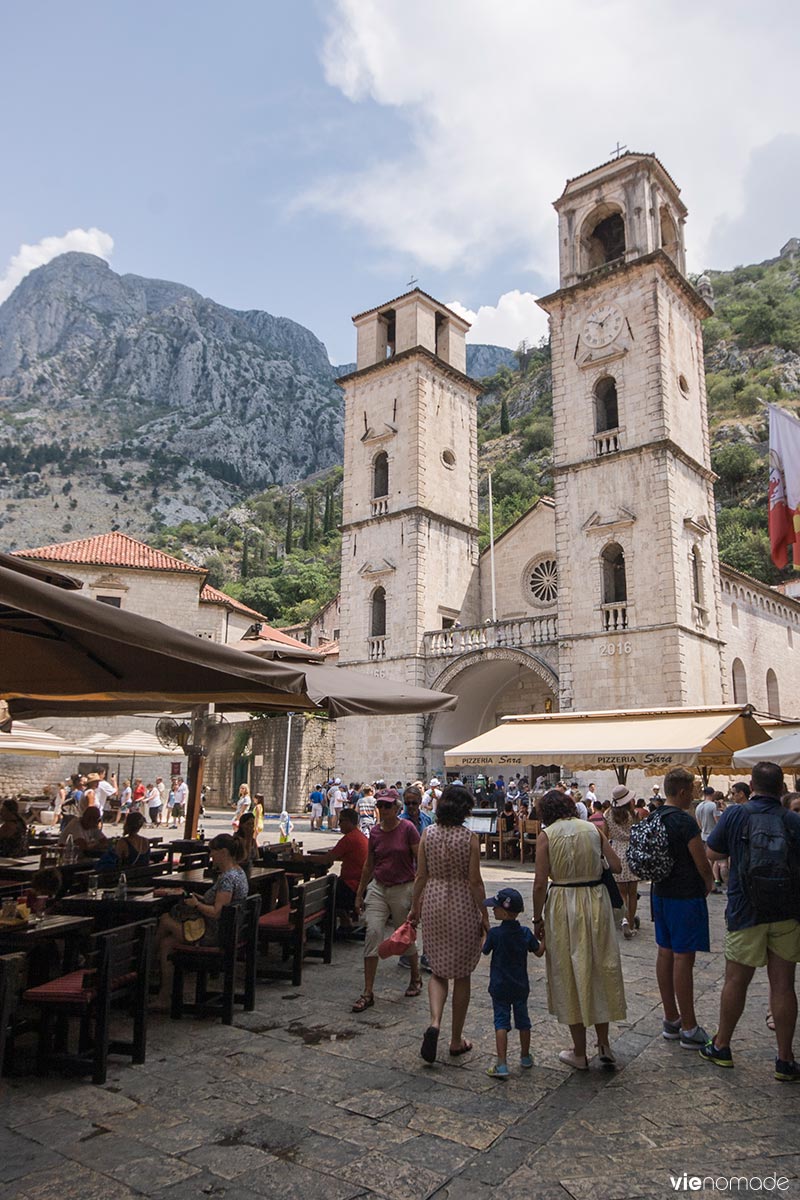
[424,648,558,783]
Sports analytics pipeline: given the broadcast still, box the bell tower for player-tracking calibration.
[336,289,482,780]
[538,153,727,710]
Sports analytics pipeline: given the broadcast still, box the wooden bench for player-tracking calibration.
[169,894,262,1025]
[23,919,154,1085]
[257,875,335,987]
[0,952,25,1077]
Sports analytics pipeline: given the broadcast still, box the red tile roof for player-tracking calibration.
[15,532,205,574]
[200,584,309,647]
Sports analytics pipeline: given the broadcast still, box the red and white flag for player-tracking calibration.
[768,403,800,569]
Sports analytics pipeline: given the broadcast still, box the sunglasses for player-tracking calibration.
[376,800,396,808]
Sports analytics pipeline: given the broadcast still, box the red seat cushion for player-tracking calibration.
[24,970,95,1006]
[258,904,292,930]
[303,909,326,925]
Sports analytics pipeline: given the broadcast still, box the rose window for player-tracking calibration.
[528,558,558,606]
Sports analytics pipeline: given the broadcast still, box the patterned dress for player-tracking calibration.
[604,809,639,883]
[421,824,484,979]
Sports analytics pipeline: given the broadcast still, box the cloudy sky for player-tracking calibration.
[1,1,798,362]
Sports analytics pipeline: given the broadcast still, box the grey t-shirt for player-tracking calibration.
[695,799,719,842]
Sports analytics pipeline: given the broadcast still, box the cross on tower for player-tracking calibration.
[407,275,419,290]
[610,142,628,160]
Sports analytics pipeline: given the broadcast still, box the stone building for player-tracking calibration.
[335,153,800,785]
[4,531,323,807]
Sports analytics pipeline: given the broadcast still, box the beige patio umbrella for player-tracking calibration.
[0,721,95,758]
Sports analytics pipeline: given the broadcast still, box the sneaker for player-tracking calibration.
[699,1040,734,1068]
[662,1017,681,1041]
[520,1055,534,1070]
[633,915,641,930]
[621,919,633,939]
[713,882,724,894]
[775,1058,800,1082]
[487,1062,509,1079]
[680,1025,710,1049]
[397,955,412,970]
[420,954,432,973]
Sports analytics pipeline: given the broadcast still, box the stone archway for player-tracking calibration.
[423,648,559,779]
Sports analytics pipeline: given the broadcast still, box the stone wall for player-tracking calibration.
[721,568,800,717]
[204,713,336,813]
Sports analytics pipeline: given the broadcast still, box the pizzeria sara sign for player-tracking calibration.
[456,753,680,767]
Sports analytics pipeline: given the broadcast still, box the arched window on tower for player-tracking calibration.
[601,543,628,630]
[372,451,389,514]
[732,657,748,704]
[582,208,626,272]
[766,668,780,716]
[659,207,680,265]
[691,545,703,606]
[594,376,619,454]
[369,586,387,660]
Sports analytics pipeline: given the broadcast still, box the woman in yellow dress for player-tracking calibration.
[533,789,627,1070]
[252,793,265,837]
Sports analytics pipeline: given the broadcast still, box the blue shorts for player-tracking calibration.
[652,894,710,954]
[491,997,531,1032]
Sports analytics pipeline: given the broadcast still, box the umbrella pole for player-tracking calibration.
[183,705,208,840]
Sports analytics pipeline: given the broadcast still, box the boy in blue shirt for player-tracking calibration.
[482,887,545,1078]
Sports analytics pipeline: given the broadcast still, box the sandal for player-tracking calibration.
[351,993,374,1012]
[420,1025,439,1063]
[449,1040,473,1056]
[405,978,423,997]
[766,1011,776,1031]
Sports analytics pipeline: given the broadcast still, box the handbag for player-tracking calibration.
[378,919,417,959]
[171,899,206,943]
[601,866,624,909]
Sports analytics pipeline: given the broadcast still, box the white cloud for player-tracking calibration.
[0,228,114,304]
[310,1,800,276]
[448,290,548,349]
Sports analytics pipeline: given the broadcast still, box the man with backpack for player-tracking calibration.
[633,767,714,1049]
[701,760,800,1081]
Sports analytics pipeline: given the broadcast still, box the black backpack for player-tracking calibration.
[741,806,800,923]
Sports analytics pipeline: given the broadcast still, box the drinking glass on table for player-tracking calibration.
[87,873,99,899]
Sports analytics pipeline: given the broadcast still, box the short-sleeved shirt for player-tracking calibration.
[482,920,540,1001]
[652,806,706,900]
[202,866,248,907]
[368,819,419,886]
[400,808,432,831]
[694,799,719,841]
[95,780,116,812]
[707,796,800,931]
[331,827,369,892]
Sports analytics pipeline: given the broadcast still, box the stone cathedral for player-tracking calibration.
[335,153,800,783]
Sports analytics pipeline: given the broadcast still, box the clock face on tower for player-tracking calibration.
[581,303,624,349]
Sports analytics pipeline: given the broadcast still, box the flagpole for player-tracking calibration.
[488,472,497,623]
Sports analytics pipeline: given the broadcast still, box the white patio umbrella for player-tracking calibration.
[0,721,95,758]
[90,728,172,785]
[732,728,800,771]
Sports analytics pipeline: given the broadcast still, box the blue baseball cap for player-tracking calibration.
[484,887,524,914]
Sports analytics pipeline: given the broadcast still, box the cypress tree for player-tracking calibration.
[500,396,510,435]
[308,494,316,545]
[285,495,294,554]
[241,535,249,578]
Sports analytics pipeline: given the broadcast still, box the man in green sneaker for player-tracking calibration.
[701,761,800,1081]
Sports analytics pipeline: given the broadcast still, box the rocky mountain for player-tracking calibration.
[0,253,344,547]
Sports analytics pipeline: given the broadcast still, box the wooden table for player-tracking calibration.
[57,890,175,929]
[0,913,95,982]
[157,867,285,910]
[0,858,95,886]
[262,852,329,881]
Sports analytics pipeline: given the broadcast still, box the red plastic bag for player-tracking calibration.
[378,919,417,959]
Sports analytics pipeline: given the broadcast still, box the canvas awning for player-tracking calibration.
[445,706,771,775]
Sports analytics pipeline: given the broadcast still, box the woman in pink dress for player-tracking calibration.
[408,784,489,1063]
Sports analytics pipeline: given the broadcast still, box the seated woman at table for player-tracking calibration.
[58,806,108,854]
[233,812,260,876]
[23,866,63,912]
[0,798,29,857]
[152,834,248,1010]
[96,811,151,870]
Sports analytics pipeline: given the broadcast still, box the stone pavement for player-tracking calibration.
[2,847,800,1200]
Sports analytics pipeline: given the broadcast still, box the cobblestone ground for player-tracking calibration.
[2,825,800,1199]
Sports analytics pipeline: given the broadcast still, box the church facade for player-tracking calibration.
[335,153,800,784]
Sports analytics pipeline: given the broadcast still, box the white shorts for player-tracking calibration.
[363,880,416,959]
[311,803,323,818]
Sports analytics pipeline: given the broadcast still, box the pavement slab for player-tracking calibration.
[3,842,800,1200]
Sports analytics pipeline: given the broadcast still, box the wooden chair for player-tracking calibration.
[23,920,154,1085]
[519,818,540,864]
[257,875,335,987]
[169,894,262,1025]
[0,952,25,1077]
